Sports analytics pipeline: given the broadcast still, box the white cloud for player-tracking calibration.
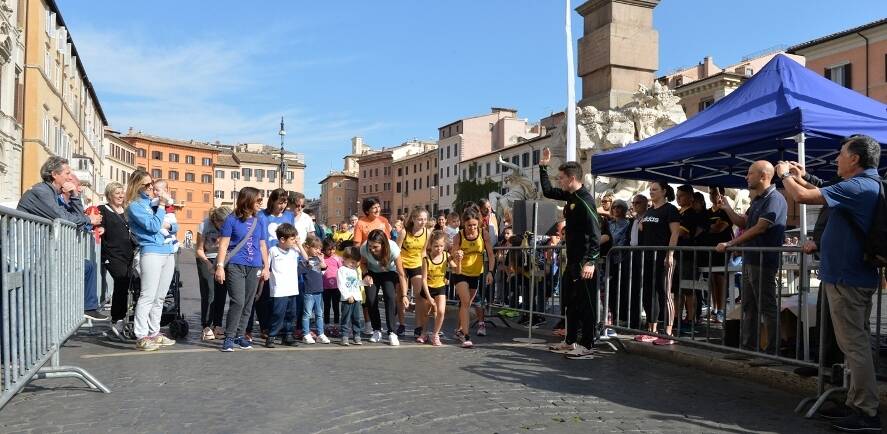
[72,26,385,195]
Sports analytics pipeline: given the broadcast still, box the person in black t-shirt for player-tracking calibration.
[636,181,681,345]
[697,187,733,322]
[674,185,703,331]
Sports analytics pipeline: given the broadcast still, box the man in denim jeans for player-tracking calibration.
[17,156,107,321]
[780,135,883,432]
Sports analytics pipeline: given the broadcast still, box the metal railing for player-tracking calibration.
[1,205,109,410]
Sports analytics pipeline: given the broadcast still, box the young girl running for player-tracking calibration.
[397,207,429,337]
[451,207,495,348]
[417,231,458,346]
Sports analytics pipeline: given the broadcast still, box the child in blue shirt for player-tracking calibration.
[300,235,330,344]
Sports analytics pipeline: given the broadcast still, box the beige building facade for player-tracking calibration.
[357,150,393,219]
[437,108,539,213]
[0,0,24,206]
[21,0,107,204]
[659,52,805,117]
[789,19,887,104]
[318,172,358,226]
[102,129,136,190]
[212,143,306,207]
[392,146,438,218]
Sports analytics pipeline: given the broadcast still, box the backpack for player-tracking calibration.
[848,174,887,267]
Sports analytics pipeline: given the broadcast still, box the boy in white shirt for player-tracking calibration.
[337,246,364,346]
[266,223,300,348]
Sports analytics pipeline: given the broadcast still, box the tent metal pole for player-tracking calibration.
[796,132,811,362]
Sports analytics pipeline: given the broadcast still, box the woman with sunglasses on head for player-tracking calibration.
[125,170,178,352]
[215,187,271,352]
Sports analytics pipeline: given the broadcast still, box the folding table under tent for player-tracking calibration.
[591,54,887,188]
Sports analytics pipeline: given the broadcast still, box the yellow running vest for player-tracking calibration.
[401,228,427,269]
[425,252,448,288]
[459,231,485,277]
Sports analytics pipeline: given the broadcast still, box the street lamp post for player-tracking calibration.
[278,117,287,189]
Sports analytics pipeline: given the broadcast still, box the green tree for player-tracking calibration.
[453,178,500,213]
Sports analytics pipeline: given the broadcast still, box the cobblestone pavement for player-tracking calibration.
[0,251,841,433]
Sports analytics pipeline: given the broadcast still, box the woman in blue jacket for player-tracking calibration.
[125,170,178,352]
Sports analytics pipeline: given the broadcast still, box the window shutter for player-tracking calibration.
[824,67,831,80]
[843,63,852,89]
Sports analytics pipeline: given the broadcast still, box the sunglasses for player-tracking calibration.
[142,182,154,188]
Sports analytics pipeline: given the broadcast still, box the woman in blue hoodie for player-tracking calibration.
[125,170,178,352]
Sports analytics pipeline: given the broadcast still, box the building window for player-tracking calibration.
[215,170,224,178]
[185,173,195,182]
[426,160,430,170]
[242,168,252,180]
[485,162,491,176]
[186,155,195,164]
[151,169,161,179]
[454,145,458,156]
[230,191,238,199]
[363,186,366,193]
[168,170,180,181]
[398,168,402,177]
[419,178,422,189]
[201,174,212,183]
[374,168,378,177]
[255,169,265,181]
[186,191,193,202]
[151,151,162,160]
[825,63,852,88]
[202,158,212,166]
[446,166,449,177]
[511,155,519,166]
[170,190,177,200]
[231,171,240,180]
[698,98,714,112]
[446,147,450,159]
[521,153,529,168]
[532,150,540,165]
[214,190,223,199]
[203,192,210,202]
[396,182,401,193]
[413,179,417,190]
[168,153,179,163]
[137,148,146,158]
[286,171,293,183]
[268,169,277,180]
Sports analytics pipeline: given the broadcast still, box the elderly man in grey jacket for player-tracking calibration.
[17,156,107,320]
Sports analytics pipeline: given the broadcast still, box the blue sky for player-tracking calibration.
[58,0,885,197]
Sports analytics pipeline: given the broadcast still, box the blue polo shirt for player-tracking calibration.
[819,169,881,288]
[743,185,787,268]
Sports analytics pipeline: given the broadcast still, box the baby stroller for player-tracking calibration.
[113,268,189,341]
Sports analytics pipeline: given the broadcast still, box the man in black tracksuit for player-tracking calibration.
[539,148,601,359]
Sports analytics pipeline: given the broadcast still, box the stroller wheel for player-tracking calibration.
[123,324,137,340]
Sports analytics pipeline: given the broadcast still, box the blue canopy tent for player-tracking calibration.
[591,54,887,187]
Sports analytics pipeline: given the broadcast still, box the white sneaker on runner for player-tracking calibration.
[566,345,595,360]
[369,330,382,343]
[388,333,400,346]
[549,341,576,354]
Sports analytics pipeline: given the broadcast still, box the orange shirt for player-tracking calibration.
[352,216,392,245]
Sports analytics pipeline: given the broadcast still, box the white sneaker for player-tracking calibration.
[566,345,595,360]
[477,323,487,337]
[303,334,316,344]
[317,334,331,344]
[565,345,586,357]
[363,324,373,336]
[369,330,382,343]
[388,333,400,346]
[113,320,125,335]
[549,341,576,354]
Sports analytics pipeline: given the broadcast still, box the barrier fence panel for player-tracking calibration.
[0,206,109,410]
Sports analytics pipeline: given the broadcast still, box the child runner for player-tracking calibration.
[360,229,409,346]
[417,230,457,346]
[451,207,495,348]
[322,238,342,335]
[300,235,331,344]
[337,246,364,346]
[398,207,429,337]
[266,223,300,348]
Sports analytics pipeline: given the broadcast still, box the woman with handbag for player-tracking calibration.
[214,187,271,352]
[126,170,178,352]
[195,206,232,340]
[99,182,135,335]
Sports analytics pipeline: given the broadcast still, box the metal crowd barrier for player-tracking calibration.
[1,205,109,410]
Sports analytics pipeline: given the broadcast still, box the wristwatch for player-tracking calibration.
[780,171,792,180]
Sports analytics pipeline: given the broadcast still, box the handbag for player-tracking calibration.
[224,216,259,266]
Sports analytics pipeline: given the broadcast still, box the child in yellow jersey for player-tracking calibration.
[417,231,458,346]
[396,207,429,336]
[451,207,495,348]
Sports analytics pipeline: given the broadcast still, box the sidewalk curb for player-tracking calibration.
[619,337,887,411]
